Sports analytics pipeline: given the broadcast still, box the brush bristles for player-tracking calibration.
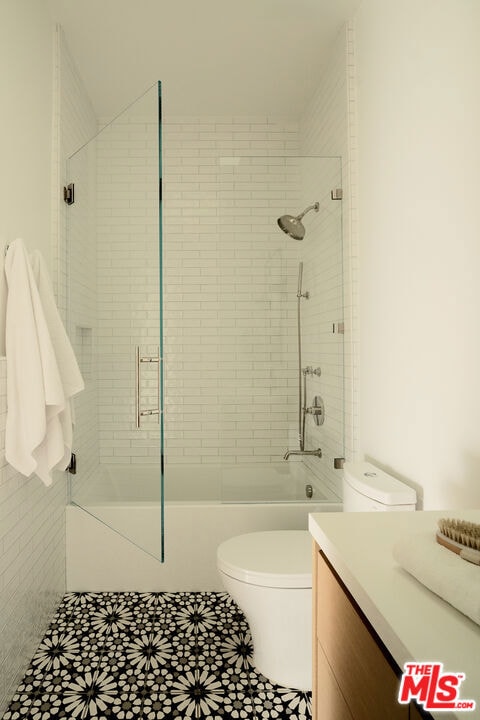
[438,518,480,551]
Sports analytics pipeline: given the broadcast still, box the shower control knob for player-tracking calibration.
[306,396,325,426]
[306,406,323,416]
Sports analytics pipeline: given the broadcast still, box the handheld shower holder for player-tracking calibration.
[303,366,321,376]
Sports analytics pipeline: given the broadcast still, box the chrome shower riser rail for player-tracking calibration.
[297,262,309,450]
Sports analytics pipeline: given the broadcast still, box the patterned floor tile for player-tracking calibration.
[2,693,69,720]
[138,692,174,719]
[252,688,312,720]
[2,591,311,720]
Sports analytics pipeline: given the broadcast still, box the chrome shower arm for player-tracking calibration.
[295,202,319,221]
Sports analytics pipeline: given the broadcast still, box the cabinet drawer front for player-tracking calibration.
[315,550,407,720]
[315,639,354,720]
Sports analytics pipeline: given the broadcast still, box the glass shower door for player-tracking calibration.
[66,82,164,561]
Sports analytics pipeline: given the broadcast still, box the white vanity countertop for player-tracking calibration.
[309,509,480,720]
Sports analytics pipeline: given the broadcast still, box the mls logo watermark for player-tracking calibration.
[398,662,476,712]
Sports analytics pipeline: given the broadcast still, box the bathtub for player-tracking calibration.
[66,462,341,592]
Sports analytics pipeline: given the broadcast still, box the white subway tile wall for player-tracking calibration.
[92,107,347,502]
[300,24,359,492]
[93,113,310,467]
[95,93,161,467]
[0,363,66,712]
[344,21,360,464]
[296,158,344,496]
[163,126,302,466]
[59,28,100,496]
[0,28,98,716]
[69,107,349,487]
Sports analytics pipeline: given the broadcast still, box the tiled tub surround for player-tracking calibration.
[2,592,312,720]
[95,116,303,470]
[92,113,344,498]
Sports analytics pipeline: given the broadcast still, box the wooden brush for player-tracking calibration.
[436,518,480,566]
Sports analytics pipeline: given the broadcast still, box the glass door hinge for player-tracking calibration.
[63,183,75,205]
[68,452,77,474]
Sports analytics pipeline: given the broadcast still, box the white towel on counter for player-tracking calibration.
[4,238,84,486]
[393,530,480,626]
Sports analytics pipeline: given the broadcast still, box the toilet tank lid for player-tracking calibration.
[343,461,417,506]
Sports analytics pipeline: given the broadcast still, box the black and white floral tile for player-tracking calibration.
[2,592,311,720]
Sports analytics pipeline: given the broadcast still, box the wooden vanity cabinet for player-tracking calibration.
[313,543,430,720]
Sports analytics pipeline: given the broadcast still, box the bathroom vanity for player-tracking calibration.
[309,510,480,720]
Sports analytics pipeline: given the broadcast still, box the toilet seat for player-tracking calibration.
[217,530,312,589]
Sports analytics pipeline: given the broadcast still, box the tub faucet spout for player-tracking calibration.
[283,448,322,460]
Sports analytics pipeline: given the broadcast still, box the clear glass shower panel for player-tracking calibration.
[67,82,164,561]
[216,156,344,503]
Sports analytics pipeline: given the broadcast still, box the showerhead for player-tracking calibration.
[277,202,319,240]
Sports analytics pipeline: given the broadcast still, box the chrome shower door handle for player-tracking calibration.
[135,345,161,428]
[135,345,141,428]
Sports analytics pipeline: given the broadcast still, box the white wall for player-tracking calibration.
[354,0,480,509]
[0,2,65,714]
[0,0,53,263]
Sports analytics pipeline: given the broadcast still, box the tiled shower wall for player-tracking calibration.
[94,114,308,466]
[95,93,160,466]
[86,114,349,486]
[57,28,99,491]
[299,23,359,490]
[163,121,301,466]
[296,157,344,496]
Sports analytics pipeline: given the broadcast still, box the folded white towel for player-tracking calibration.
[393,530,480,626]
[4,239,83,486]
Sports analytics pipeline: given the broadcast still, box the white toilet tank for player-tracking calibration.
[343,461,416,512]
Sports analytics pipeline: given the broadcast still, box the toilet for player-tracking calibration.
[216,461,417,691]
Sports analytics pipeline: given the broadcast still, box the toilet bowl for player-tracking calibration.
[217,530,312,691]
[217,462,417,692]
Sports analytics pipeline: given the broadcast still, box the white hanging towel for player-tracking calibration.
[30,249,84,467]
[4,239,83,486]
